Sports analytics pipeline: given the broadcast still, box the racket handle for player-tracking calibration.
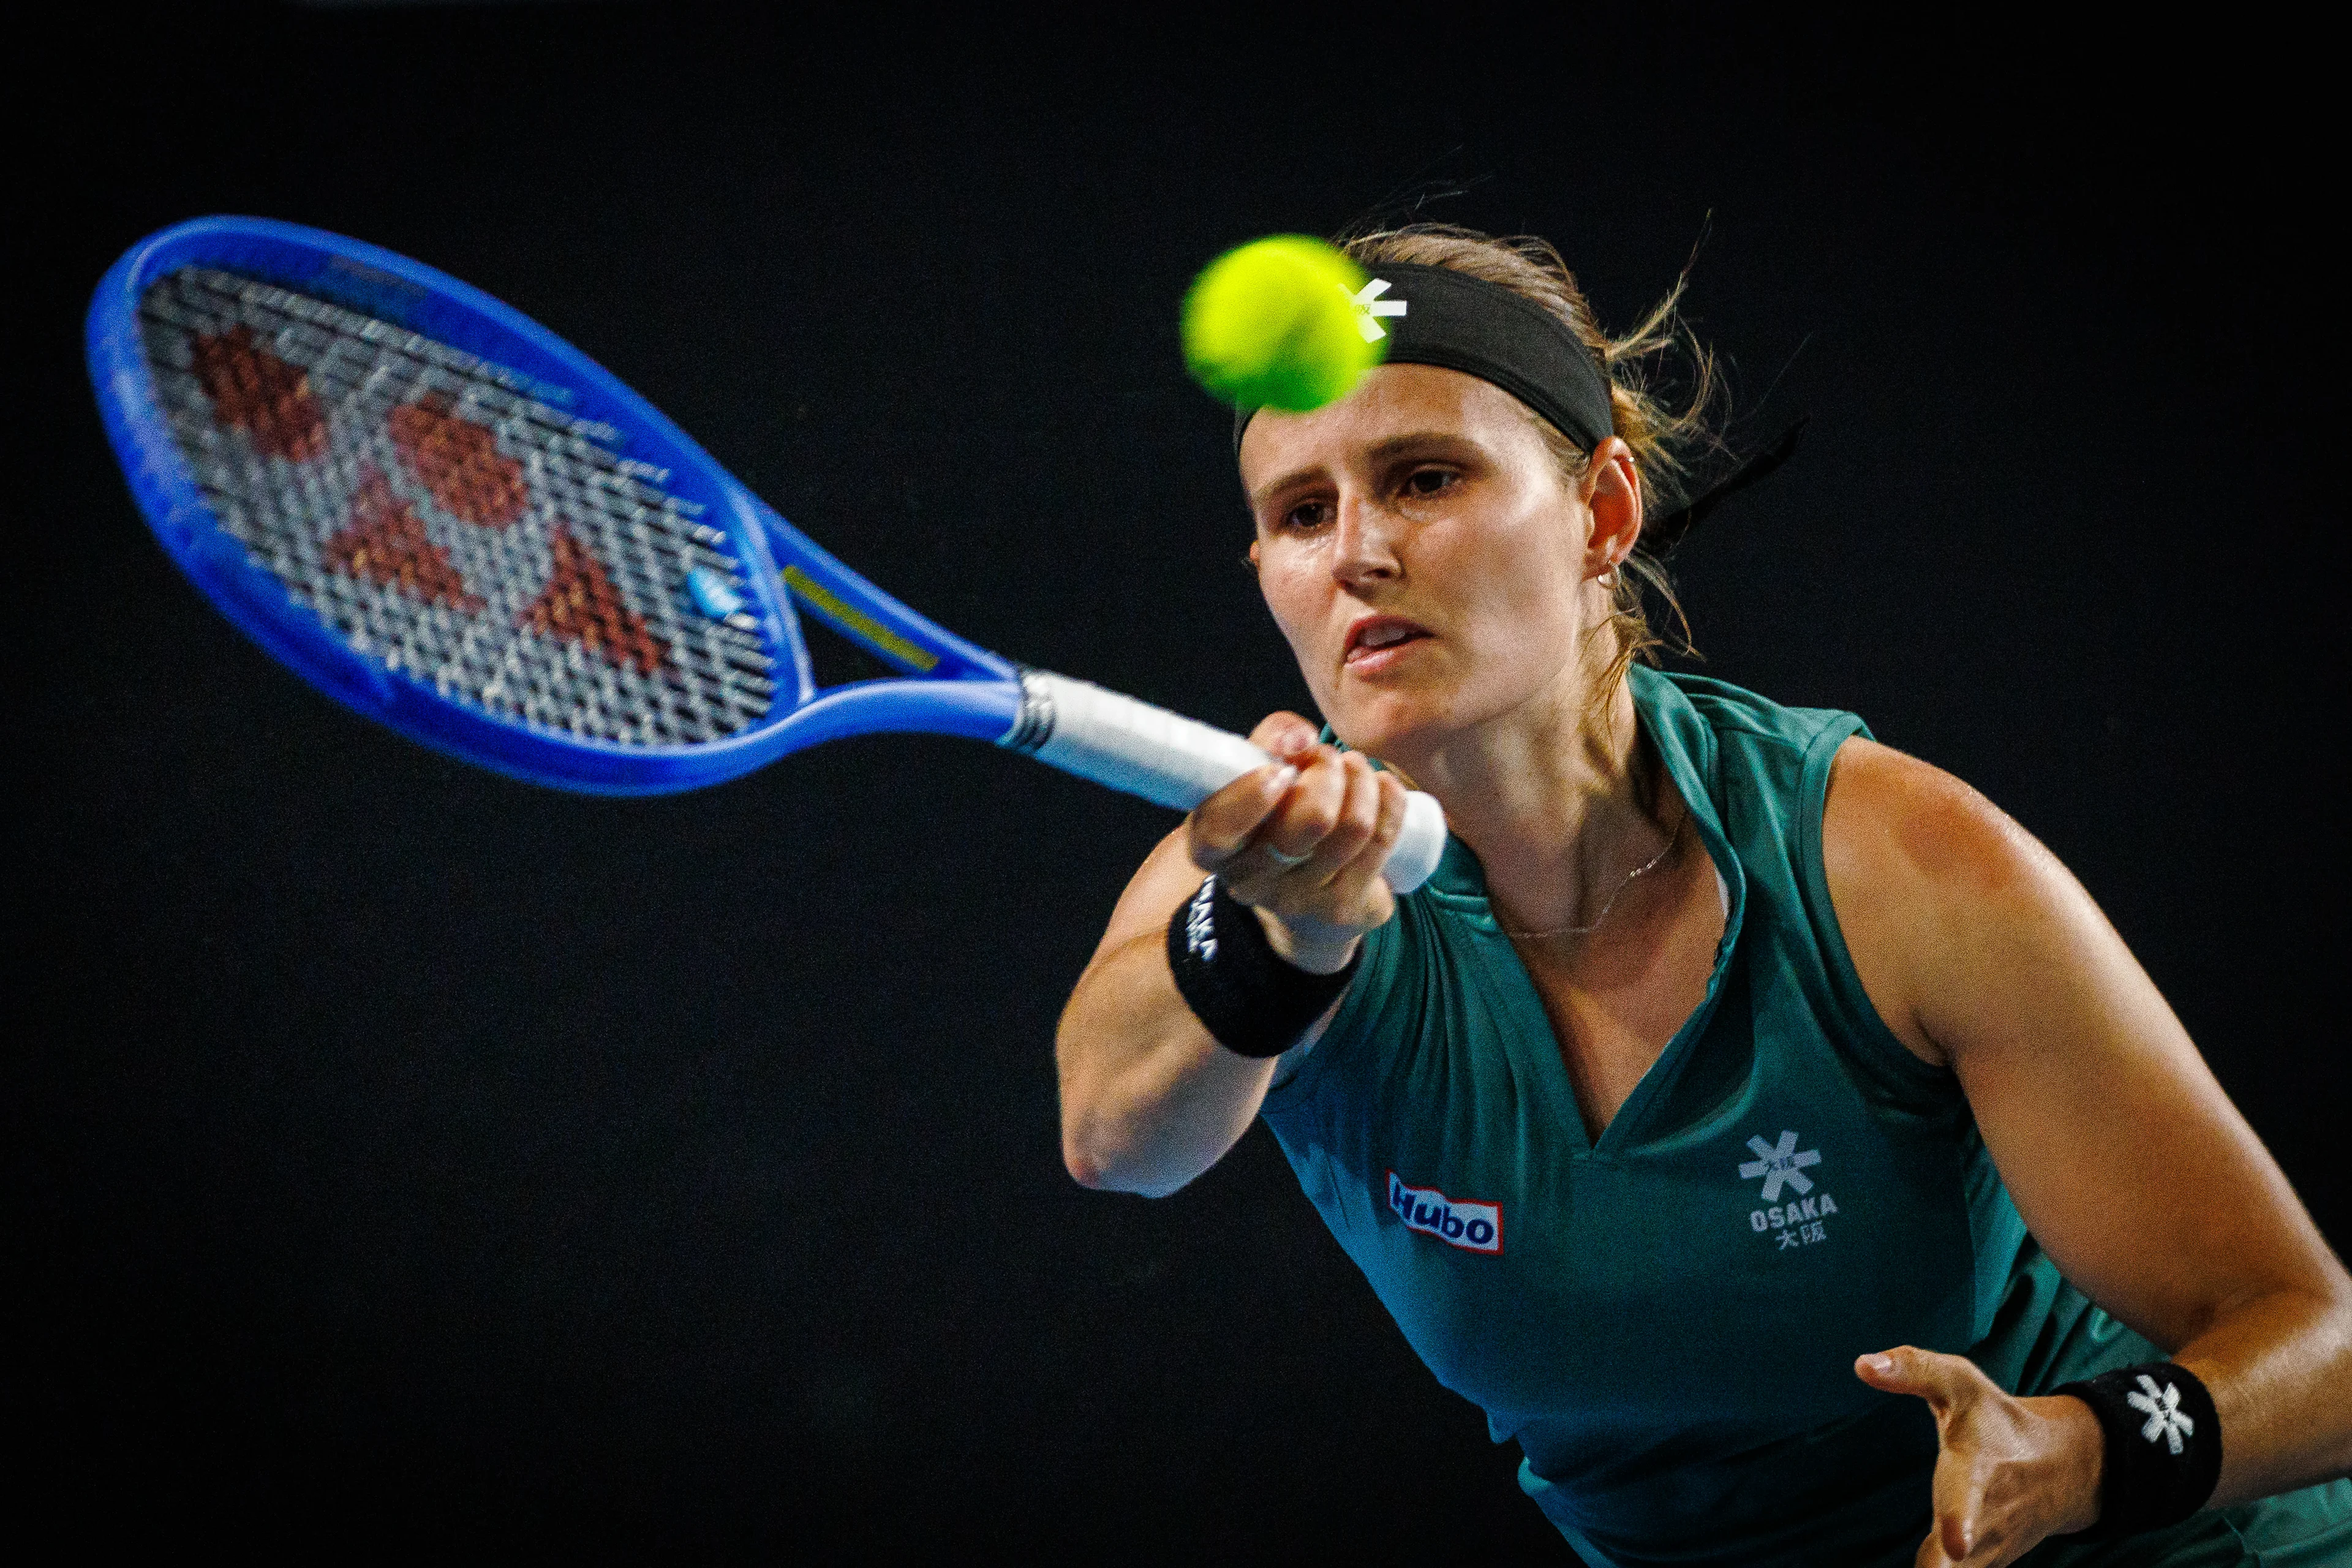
[1001,670,1449,894]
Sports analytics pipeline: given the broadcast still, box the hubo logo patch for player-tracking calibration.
[1387,1172,1502,1254]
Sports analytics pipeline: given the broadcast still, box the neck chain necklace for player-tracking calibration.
[1498,797,1688,940]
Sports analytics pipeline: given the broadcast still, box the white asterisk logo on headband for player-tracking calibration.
[1344,278,1408,342]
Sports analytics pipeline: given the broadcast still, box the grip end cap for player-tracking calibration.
[1384,792,1448,894]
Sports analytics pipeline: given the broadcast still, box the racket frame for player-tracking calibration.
[87,215,1023,796]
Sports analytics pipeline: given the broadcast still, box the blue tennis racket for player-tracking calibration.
[87,216,1447,891]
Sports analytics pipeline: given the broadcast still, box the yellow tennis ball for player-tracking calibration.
[1181,235,1383,413]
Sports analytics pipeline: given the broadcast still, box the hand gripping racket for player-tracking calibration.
[86,217,1449,892]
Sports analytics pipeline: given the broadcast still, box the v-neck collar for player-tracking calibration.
[1414,667,1749,1158]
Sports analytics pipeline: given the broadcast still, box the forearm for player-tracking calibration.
[1055,733,1390,1197]
[1055,929,1278,1197]
[2175,1284,2352,1506]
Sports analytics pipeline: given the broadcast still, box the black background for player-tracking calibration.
[13,5,2345,1559]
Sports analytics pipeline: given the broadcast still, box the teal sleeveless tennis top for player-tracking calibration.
[1259,667,2352,1567]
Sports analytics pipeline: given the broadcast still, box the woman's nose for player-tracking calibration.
[1331,491,1401,586]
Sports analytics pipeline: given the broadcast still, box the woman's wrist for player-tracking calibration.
[2029,1393,2109,1538]
[1251,905,1363,976]
[1166,875,1360,1057]
[2049,1363,2223,1539]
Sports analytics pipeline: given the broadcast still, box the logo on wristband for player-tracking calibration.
[2127,1374,2195,1455]
[1184,876,1219,962]
[1387,1171,1502,1254]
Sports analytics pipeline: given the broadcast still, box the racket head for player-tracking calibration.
[88,216,1020,795]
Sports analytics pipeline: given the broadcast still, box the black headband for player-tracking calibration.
[1232,262,1616,454]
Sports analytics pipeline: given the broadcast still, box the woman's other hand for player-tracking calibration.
[1855,1345,2104,1567]
[1185,712,1409,975]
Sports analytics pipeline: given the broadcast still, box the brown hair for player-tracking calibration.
[1338,224,1719,690]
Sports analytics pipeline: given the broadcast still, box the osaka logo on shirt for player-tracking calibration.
[1387,1172,1502,1254]
[1739,1130,1838,1250]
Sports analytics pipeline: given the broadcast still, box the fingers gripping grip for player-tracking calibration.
[1001,670,1449,894]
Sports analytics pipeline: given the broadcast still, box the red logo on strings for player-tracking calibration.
[189,324,326,462]
[522,526,668,676]
[388,393,529,527]
[325,466,483,612]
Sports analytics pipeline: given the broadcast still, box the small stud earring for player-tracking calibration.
[1597,567,1618,589]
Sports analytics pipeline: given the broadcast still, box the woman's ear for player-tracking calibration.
[1581,437,1644,575]
[1246,538,1262,573]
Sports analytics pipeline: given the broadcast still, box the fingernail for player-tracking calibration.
[1272,766,1298,791]
[1862,1354,1893,1376]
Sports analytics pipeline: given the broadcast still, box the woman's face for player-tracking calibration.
[1241,363,1618,763]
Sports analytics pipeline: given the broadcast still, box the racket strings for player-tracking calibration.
[138,267,778,747]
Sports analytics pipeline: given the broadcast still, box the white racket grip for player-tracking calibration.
[1000,669,1448,894]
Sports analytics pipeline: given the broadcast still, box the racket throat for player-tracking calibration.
[1000,667,1062,756]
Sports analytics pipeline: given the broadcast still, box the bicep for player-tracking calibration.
[1824,739,2345,1350]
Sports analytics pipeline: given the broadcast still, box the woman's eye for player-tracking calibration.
[1283,500,1332,530]
[1403,468,1457,497]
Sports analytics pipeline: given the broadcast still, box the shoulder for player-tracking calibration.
[1823,737,2049,903]
[1820,736,2070,1068]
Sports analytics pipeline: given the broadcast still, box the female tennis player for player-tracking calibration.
[1055,227,2352,1566]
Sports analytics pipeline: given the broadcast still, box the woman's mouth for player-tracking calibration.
[1344,616,1433,671]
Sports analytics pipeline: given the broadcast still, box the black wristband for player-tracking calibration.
[1166,875,1359,1058]
[2051,1362,2222,1539]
